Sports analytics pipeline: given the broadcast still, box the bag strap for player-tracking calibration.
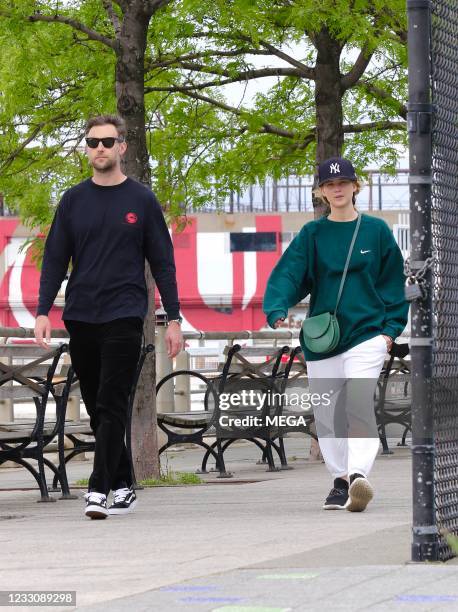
[333,213,362,316]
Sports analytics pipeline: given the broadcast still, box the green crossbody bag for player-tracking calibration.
[301,213,362,354]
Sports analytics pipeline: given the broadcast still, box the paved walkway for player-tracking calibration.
[1,438,457,611]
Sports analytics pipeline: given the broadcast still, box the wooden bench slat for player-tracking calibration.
[158,411,211,427]
[223,347,287,357]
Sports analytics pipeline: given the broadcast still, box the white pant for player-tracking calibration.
[306,335,387,479]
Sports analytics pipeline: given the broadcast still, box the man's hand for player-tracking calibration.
[165,321,183,358]
[272,317,285,329]
[34,315,51,349]
[382,334,393,352]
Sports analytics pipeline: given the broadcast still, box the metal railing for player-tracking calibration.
[190,170,410,214]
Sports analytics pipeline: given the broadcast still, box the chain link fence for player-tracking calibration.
[430,0,458,561]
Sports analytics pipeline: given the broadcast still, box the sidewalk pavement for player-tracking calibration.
[1,437,457,612]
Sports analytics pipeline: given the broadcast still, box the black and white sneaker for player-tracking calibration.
[84,492,109,519]
[108,487,137,515]
[346,473,374,512]
[323,477,349,510]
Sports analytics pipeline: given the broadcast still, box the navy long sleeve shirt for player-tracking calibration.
[37,177,180,323]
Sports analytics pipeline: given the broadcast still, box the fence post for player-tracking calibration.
[407,0,438,561]
[175,350,191,412]
[368,172,373,210]
[272,178,278,212]
[0,353,13,422]
[378,173,382,210]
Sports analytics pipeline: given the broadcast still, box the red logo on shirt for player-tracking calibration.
[125,212,138,224]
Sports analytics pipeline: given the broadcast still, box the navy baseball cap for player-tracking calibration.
[318,157,357,186]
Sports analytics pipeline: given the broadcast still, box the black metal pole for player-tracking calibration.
[407,0,438,561]
[378,174,382,210]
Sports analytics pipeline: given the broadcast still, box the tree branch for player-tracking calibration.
[341,42,374,90]
[357,82,407,119]
[0,125,43,173]
[254,39,316,79]
[0,118,77,172]
[191,30,315,79]
[343,120,406,133]
[182,64,302,79]
[102,0,121,37]
[158,88,299,139]
[341,4,404,91]
[27,12,117,49]
[283,132,316,152]
[111,0,128,11]
[145,48,273,72]
[145,66,303,92]
[266,119,406,155]
[148,91,404,144]
[144,0,173,15]
[362,60,404,83]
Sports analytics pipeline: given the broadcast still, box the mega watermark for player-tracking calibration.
[219,413,313,428]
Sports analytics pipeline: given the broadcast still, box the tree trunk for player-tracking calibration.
[312,28,344,219]
[131,267,160,481]
[116,3,160,480]
[116,5,151,185]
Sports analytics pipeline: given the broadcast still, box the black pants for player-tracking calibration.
[64,318,143,495]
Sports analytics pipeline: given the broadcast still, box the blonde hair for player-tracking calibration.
[313,179,363,214]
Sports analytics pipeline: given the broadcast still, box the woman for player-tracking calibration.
[263,156,409,512]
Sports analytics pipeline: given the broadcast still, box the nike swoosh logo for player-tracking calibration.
[360,249,371,254]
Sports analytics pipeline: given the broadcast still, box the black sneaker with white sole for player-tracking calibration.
[108,487,137,515]
[84,492,109,519]
[323,477,349,510]
[346,473,374,512]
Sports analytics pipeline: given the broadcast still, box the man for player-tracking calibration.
[35,114,183,520]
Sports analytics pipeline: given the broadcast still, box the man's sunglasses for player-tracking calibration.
[85,137,124,149]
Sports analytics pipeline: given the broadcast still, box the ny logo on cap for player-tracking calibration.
[329,163,340,174]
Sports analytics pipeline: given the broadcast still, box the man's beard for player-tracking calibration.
[91,157,116,172]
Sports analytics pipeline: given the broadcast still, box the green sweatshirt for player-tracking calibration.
[263,213,409,361]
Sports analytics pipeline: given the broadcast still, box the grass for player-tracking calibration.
[140,471,202,486]
[446,534,458,555]
[75,471,202,488]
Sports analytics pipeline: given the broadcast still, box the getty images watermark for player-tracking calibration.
[215,377,390,438]
[217,390,331,428]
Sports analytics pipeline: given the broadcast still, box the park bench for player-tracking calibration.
[375,343,411,453]
[199,344,317,473]
[156,344,314,476]
[0,344,71,501]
